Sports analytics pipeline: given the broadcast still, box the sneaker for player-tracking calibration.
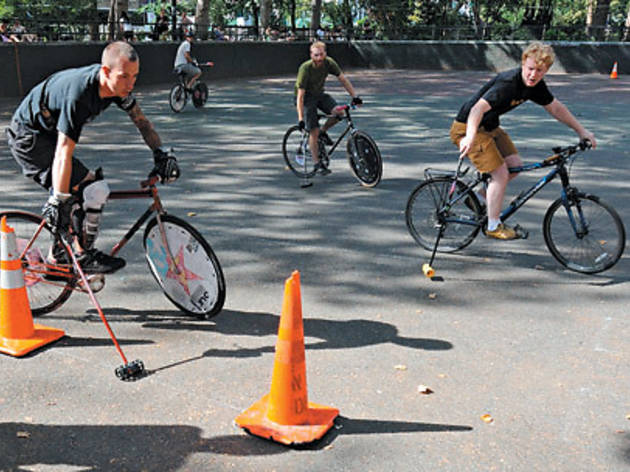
[320,131,333,146]
[76,249,126,274]
[314,161,331,176]
[485,223,518,240]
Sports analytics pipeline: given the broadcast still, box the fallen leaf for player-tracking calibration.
[480,414,494,424]
[438,373,447,378]
[534,265,544,270]
[599,240,607,245]
[187,212,197,217]
[416,309,423,314]
[324,444,334,450]
[394,364,407,371]
[626,414,630,420]
[428,293,437,299]
[615,430,625,434]
[16,431,30,438]
[417,384,433,394]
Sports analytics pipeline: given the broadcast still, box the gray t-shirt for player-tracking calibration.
[174,41,191,68]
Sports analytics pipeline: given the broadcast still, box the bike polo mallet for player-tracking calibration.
[58,232,146,381]
[299,132,313,188]
[422,155,468,280]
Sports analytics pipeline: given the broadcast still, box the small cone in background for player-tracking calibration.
[235,270,339,445]
[610,61,618,79]
[0,216,64,357]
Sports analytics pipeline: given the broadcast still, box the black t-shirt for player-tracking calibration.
[455,67,554,130]
[12,64,135,143]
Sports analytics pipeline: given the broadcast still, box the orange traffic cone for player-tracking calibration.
[235,271,339,445]
[610,61,618,79]
[0,216,64,356]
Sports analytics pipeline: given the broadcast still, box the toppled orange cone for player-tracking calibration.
[235,270,338,445]
[0,216,64,356]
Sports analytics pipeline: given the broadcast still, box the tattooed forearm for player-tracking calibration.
[128,103,162,150]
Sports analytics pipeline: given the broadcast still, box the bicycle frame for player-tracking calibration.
[437,153,577,229]
[325,108,356,155]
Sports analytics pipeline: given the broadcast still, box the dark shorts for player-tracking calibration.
[5,120,89,191]
[304,93,337,131]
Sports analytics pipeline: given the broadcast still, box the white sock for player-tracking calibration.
[487,218,501,231]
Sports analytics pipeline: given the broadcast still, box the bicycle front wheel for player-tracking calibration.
[0,211,74,315]
[282,126,317,178]
[543,193,625,274]
[169,84,186,113]
[405,177,483,253]
[143,214,225,318]
[347,130,382,187]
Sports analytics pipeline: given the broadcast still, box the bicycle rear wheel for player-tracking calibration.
[405,177,483,253]
[144,214,225,318]
[282,125,317,178]
[543,193,625,274]
[0,211,74,315]
[192,82,208,108]
[347,130,382,187]
[169,84,186,113]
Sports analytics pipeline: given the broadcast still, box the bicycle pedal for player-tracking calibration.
[78,274,106,293]
[513,224,529,239]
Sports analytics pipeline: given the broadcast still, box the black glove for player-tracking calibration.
[298,120,305,131]
[351,96,363,106]
[42,195,72,239]
[152,148,180,184]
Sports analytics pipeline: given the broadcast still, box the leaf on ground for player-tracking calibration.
[480,414,494,424]
[394,364,407,371]
[187,212,197,217]
[534,265,545,270]
[428,293,437,299]
[417,384,433,394]
[16,431,30,438]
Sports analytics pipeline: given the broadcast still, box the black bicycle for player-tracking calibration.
[0,171,226,319]
[169,61,214,113]
[282,104,382,187]
[406,140,625,276]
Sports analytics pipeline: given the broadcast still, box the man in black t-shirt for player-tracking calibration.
[450,42,596,240]
[5,41,180,274]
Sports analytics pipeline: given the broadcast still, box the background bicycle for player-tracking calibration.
[282,103,383,188]
[169,61,214,113]
[0,172,226,319]
[405,140,626,276]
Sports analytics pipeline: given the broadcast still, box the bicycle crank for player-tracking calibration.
[77,274,105,293]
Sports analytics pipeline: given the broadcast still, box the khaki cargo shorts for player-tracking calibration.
[449,121,518,173]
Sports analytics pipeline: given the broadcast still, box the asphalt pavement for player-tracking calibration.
[0,69,629,471]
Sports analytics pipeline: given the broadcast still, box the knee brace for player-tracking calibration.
[73,170,110,250]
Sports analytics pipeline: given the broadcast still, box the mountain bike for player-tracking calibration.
[282,103,382,188]
[0,172,226,319]
[169,61,214,113]
[405,140,625,277]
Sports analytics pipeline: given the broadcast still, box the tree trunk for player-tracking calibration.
[623,2,630,41]
[592,0,611,40]
[195,0,210,40]
[89,0,99,40]
[290,0,296,32]
[311,0,322,40]
[260,0,272,38]
[107,0,118,40]
[342,0,353,40]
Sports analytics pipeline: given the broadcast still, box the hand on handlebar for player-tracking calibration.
[579,131,596,150]
[351,96,363,106]
[151,148,180,184]
[42,194,72,240]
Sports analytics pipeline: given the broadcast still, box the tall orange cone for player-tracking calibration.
[0,216,64,356]
[610,61,618,79]
[235,271,339,445]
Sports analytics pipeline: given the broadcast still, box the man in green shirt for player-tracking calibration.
[295,41,362,175]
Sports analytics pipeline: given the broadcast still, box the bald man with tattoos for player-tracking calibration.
[6,41,179,274]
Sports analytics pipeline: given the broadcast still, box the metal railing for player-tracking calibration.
[2,21,629,43]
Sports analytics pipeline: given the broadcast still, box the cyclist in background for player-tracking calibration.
[173,30,201,91]
[5,41,179,274]
[450,41,596,240]
[295,41,362,175]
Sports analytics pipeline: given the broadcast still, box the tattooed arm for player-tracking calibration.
[126,102,162,151]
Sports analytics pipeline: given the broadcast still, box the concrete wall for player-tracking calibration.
[1,40,628,98]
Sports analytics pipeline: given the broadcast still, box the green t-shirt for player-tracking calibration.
[294,56,342,96]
